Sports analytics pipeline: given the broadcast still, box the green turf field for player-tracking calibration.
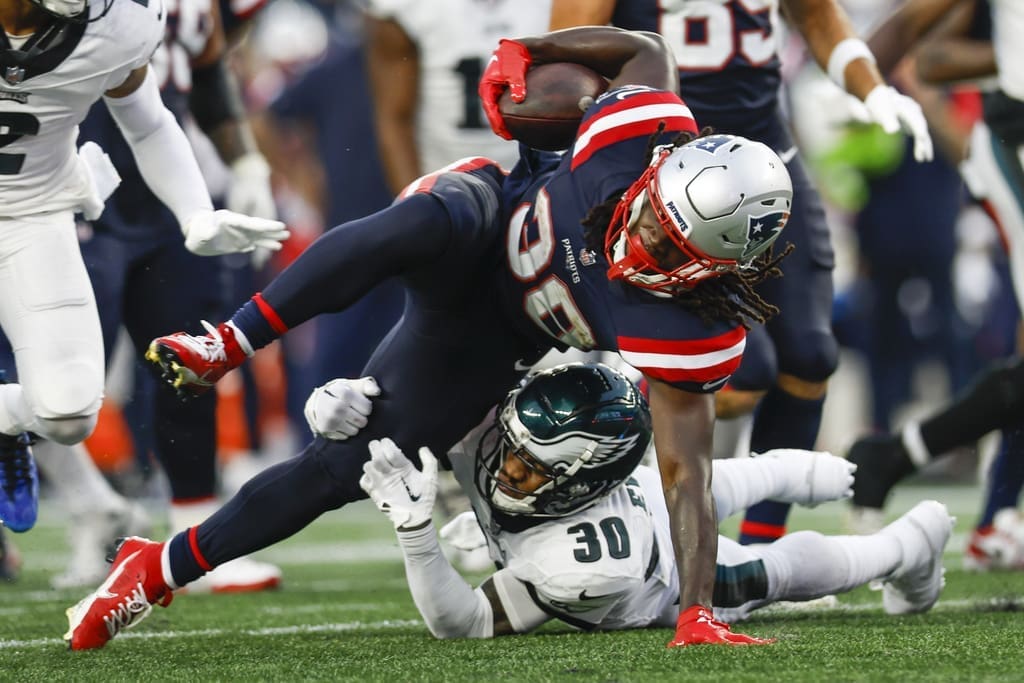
[2,484,1022,682]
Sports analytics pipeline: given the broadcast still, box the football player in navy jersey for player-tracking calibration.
[550,0,935,545]
[66,26,792,650]
[62,0,283,592]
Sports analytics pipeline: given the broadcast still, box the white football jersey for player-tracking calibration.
[992,0,1024,100]
[366,0,551,172]
[0,0,165,217]
[448,417,679,631]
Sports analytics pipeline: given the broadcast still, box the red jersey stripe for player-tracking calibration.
[398,156,496,199]
[618,326,746,356]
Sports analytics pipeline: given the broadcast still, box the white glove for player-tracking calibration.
[182,208,290,257]
[76,141,122,221]
[304,377,380,440]
[227,152,277,220]
[858,85,934,162]
[359,438,438,530]
[760,449,857,507]
[439,510,488,552]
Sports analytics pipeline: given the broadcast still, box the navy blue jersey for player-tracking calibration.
[611,0,781,129]
[490,87,747,392]
[78,0,217,242]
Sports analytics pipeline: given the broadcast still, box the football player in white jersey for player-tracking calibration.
[365,0,552,193]
[0,0,288,532]
[845,0,1024,567]
[315,363,954,639]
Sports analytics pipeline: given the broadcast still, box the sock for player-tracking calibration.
[918,359,1024,458]
[900,420,931,468]
[0,383,32,435]
[759,530,902,602]
[713,455,818,520]
[229,293,288,352]
[165,527,210,587]
[169,498,220,535]
[739,387,825,544]
[31,441,125,517]
[978,424,1024,527]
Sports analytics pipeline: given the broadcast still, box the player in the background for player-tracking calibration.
[365,0,551,189]
[346,363,952,637]
[847,0,1024,567]
[255,1,399,439]
[48,0,283,591]
[0,0,287,534]
[550,0,933,545]
[65,26,793,650]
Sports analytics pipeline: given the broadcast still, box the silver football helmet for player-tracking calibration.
[605,134,793,293]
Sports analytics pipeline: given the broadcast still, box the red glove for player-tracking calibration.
[667,605,776,648]
[478,39,532,140]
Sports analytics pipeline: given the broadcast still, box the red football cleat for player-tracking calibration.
[64,536,174,651]
[145,320,248,398]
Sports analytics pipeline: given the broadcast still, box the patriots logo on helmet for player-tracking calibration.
[691,135,735,154]
[742,211,788,259]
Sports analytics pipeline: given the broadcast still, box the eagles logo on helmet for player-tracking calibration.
[474,362,652,519]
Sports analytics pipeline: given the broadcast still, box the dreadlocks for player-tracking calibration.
[581,126,790,330]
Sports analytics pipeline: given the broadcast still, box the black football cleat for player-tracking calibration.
[847,434,918,510]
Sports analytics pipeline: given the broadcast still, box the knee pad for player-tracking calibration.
[25,357,103,420]
[34,413,98,445]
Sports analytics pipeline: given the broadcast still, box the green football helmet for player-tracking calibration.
[475,362,652,518]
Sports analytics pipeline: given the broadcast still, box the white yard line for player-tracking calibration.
[0,620,421,650]
[5,597,1023,651]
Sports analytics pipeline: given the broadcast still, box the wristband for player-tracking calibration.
[827,38,876,91]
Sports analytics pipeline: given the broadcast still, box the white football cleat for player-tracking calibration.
[963,508,1024,571]
[184,555,281,594]
[52,502,152,590]
[761,449,857,507]
[880,500,954,615]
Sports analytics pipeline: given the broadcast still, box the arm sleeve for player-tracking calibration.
[103,69,214,228]
[396,524,551,638]
[396,524,496,639]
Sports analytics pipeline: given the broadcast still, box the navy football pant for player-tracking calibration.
[177,167,544,576]
[81,233,227,500]
[707,108,838,542]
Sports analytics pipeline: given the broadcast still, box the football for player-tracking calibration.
[498,62,608,151]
